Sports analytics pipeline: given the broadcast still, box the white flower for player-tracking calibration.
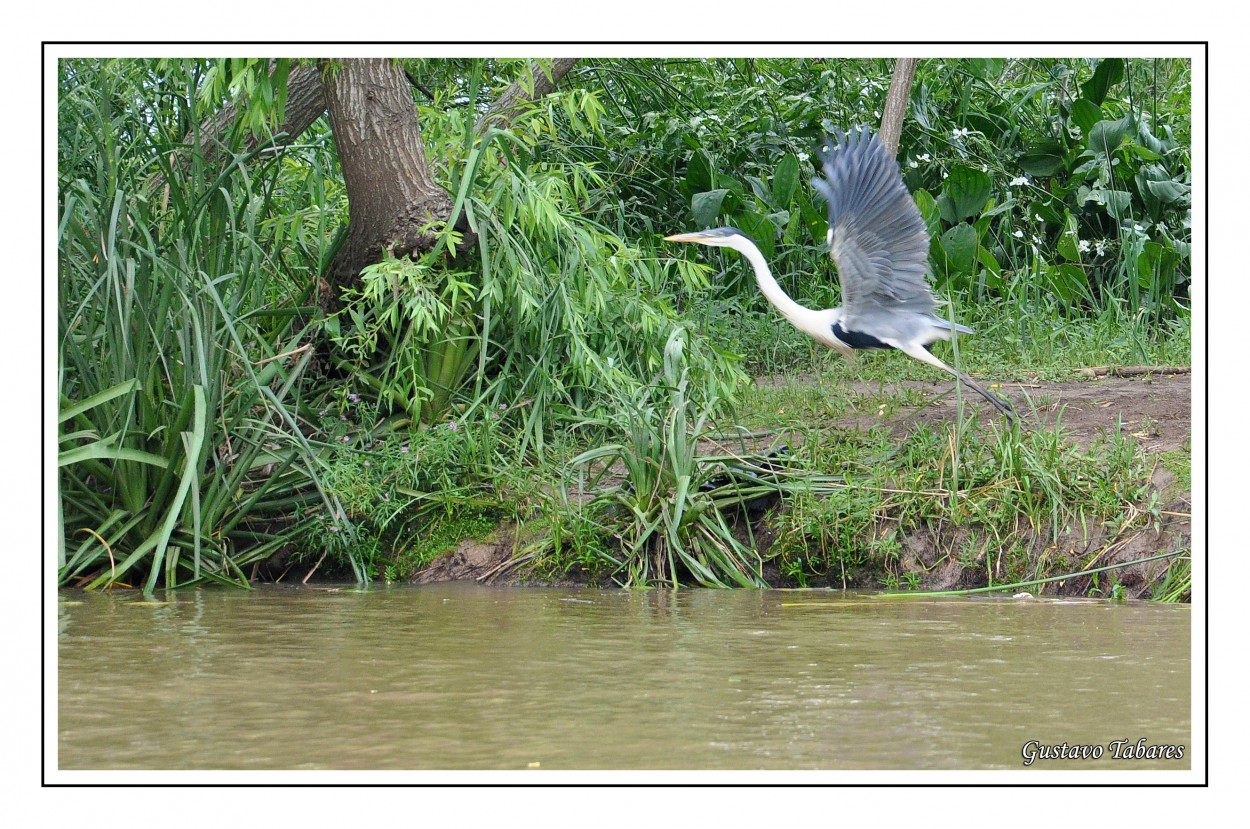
[798,152,809,161]
[1032,234,1043,244]
[918,153,931,162]
[1034,214,1044,222]
[952,128,970,138]
[908,158,919,168]
[1012,229,1025,239]
[1009,176,1030,187]
[1095,240,1108,256]
[1078,239,1092,253]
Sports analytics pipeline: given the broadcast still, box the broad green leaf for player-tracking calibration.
[912,188,941,235]
[737,211,776,259]
[1018,142,1066,177]
[1088,116,1134,155]
[771,153,800,208]
[1095,189,1133,219]
[938,223,978,274]
[1143,179,1190,204]
[745,175,770,204]
[1081,58,1125,105]
[1069,98,1103,137]
[691,189,729,228]
[967,58,1005,80]
[1058,211,1082,262]
[939,166,993,222]
[681,149,715,199]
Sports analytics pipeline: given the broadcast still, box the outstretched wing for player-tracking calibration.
[812,127,935,329]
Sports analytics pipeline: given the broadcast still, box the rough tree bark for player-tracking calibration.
[879,58,919,158]
[320,58,456,305]
[200,62,327,161]
[317,58,580,310]
[173,58,581,311]
[475,58,579,134]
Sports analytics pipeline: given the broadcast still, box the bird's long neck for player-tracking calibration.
[729,235,835,343]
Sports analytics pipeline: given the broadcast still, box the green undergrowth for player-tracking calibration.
[700,291,1190,383]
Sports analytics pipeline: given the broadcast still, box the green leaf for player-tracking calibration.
[938,223,978,274]
[939,166,993,222]
[681,150,715,199]
[59,443,171,469]
[1081,58,1124,106]
[737,211,776,259]
[771,153,800,209]
[977,246,1003,291]
[59,379,140,424]
[912,188,941,235]
[1045,263,1090,302]
[1069,98,1103,138]
[1088,116,1134,155]
[1058,212,1082,262]
[745,175,770,204]
[1095,189,1133,219]
[1018,142,1066,177]
[1143,179,1189,204]
[967,58,1004,80]
[1139,240,1181,289]
[691,189,729,228]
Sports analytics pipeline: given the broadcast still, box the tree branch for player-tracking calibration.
[475,58,580,134]
[880,58,919,157]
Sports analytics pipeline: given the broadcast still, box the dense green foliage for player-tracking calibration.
[57,57,1191,593]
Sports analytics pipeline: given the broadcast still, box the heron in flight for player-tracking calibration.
[665,127,1014,421]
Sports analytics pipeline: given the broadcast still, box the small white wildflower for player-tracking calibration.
[908,158,919,168]
[1009,176,1030,187]
[952,128,970,138]
[1012,229,1025,239]
[982,164,989,172]
[1032,234,1043,244]
[1095,240,1108,256]
[798,151,809,161]
[918,153,931,162]
[1078,239,1092,253]
[1034,214,1044,222]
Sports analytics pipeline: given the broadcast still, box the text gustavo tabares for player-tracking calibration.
[1021,738,1185,766]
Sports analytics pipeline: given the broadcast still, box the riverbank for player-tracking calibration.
[409,372,1192,598]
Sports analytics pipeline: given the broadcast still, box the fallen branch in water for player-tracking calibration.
[1076,365,1191,378]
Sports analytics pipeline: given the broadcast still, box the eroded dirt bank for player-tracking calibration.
[413,373,1192,596]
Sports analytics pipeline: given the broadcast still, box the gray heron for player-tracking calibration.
[665,126,1014,422]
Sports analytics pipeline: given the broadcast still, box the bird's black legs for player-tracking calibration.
[899,344,1016,423]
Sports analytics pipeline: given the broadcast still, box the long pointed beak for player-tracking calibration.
[664,232,711,243]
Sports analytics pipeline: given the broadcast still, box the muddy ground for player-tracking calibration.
[413,372,1192,597]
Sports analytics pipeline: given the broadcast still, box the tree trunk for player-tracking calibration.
[879,58,919,157]
[321,58,455,305]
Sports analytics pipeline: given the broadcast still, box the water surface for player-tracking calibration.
[57,583,1190,770]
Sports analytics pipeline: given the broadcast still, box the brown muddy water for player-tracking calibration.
[56,583,1190,771]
